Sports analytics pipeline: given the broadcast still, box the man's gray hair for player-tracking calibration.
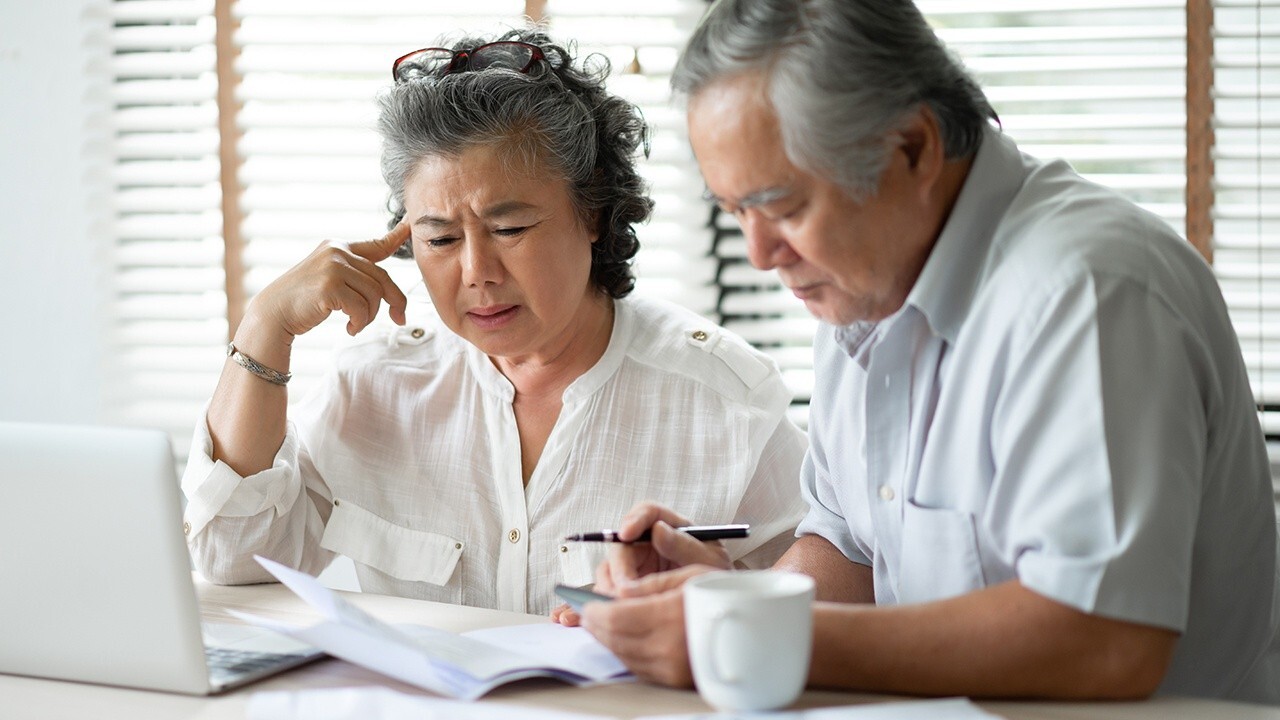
[673,0,996,196]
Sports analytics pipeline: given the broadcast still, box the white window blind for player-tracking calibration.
[103,0,709,455]
[1212,0,1279,443]
[231,0,527,407]
[105,0,226,460]
[232,0,709,402]
[104,0,1276,478]
[713,1,1189,429]
[546,0,717,315]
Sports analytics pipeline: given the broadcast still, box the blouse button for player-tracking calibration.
[878,485,895,502]
[691,330,708,342]
[508,528,521,543]
[410,328,425,339]
[560,545,568,553]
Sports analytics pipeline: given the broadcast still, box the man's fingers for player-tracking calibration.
[613,564,712,599]
[604,542,662,590]
[651,522,732,570]
[594,558,616,594]
[582,590,695,688]
[350,222,411,263]
[618,502,692,542]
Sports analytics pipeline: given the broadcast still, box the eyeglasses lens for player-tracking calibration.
[403,49,455,76]
[469,43,534,71]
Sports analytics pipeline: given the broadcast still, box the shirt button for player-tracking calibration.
[410,328,425,339]
[691,330,708,342]
[878,485,895,502]
[508,528,521,543]
[182,521,191,536]
[560,545,568,553]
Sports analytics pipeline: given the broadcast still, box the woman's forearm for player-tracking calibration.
[207,311,294,476]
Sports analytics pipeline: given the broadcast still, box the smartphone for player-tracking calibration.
[554,584,613,613]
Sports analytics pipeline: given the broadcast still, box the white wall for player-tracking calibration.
[0,0,109,424]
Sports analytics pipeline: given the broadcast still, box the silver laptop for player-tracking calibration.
[0,422,324,694]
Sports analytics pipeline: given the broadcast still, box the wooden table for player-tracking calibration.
[1,578,1276,719]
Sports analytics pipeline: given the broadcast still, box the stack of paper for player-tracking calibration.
[234,556,631,700]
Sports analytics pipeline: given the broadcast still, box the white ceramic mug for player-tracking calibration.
[683,570,815,712]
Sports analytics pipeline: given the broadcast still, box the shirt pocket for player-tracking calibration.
[557,543,605,589]
[320,498,463,589]
[898,500,987,604]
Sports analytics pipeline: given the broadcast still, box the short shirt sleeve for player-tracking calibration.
[989,269,1209,631]
[796,327,874,568]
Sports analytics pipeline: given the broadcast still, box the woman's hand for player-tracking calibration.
[593,502,733,595]
[208,223,412,477]
[248,223,411,343]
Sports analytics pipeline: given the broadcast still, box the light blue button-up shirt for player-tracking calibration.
[797,127,1280,704]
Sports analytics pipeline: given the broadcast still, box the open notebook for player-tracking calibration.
[236,556,632,700]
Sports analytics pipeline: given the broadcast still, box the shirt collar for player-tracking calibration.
[833,319,884,369]
[903,126,1029,345]
[829,126,1028,365]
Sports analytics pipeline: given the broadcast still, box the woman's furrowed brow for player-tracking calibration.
[413,200,539,228]
[482,200,539,218]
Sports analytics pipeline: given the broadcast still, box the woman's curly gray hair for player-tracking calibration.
[379,28,652,299]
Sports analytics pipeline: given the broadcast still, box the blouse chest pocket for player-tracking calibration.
[320,498,463,589]
[897,500,987,604]
[557,543,605,589]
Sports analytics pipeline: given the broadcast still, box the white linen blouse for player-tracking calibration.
[181,295,808,616]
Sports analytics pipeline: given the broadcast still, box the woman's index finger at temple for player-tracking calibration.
[350,222,411,262]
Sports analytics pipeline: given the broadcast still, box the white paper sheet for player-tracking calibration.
[633,698,1004,720]
[234,556,632,700]
[248,686,619,720]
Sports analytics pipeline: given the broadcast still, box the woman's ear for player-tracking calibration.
[584,209,602,244]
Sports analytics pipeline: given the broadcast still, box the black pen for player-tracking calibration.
[563,523,749,543]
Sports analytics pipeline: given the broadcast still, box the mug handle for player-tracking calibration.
[707,607,739,684]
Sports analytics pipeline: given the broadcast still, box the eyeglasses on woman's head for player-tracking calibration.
[392,41,546,82]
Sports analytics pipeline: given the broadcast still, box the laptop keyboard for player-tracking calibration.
[205,646,308,683]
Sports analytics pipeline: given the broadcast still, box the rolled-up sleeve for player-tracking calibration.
[181,410,334,585]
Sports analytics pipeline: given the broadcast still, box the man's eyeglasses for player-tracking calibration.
[392,41,545,82]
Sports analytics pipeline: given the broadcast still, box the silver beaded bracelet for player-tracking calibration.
[227,342,291,386]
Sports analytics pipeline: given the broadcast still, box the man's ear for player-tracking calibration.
[895,106,945,198]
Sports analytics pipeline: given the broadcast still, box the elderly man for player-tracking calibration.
[569,0,1280,704]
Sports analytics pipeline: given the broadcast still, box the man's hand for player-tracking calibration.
[593,502,733,595]
[581,564,718,687]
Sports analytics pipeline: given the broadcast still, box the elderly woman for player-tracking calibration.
[180,29,807,616]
